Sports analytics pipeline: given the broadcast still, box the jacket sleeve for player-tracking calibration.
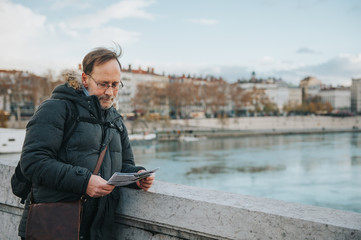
[20,99,92,195]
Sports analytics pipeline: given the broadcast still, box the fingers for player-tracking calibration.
[102,183,115,191]
[137,175,155,191]
[86,175,115,198]
[136,170,155,191]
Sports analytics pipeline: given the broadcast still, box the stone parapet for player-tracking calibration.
[116,181,361,240]
[1,162,361,240]
[0,162,24,239]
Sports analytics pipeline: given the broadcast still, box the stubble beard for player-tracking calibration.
[99,95,114,109]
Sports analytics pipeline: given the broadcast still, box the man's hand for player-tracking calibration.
[136,170,155,191]
[86,175,115,198]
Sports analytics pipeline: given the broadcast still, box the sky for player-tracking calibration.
[0,0,360,86]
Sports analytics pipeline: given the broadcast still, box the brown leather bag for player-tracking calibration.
[25,146,108,240]
[25,200,82,240]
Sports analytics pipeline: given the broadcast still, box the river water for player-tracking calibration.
[2,132,360,213]
[132,132,361,213]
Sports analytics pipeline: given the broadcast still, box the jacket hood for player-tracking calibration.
[50,70,89,107]
[51,69,119,111]
[51,83,93,110]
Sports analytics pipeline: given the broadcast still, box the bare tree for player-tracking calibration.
[166,81,189,118]
[230,83,245,116]
[200,79,227,116]
[132,82,168,118]
[133,82,156,116]
[240,87,270,115]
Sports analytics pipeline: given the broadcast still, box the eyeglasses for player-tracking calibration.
[88,75,124,91]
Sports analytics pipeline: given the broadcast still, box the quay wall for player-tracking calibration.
[126,116,361,133]
[124,116,361,141]
[8,116,361,133]
[1,162,360,240]
[171,116,361,131]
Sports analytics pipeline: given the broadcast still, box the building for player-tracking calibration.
[287,87,302,107]
[237,75,293,113]
[351,78,361,113]
[319,87,351,111]
[118,66,169,116]
[299,76,322,103]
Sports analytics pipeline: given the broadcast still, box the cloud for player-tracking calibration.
[159,54,361,86]
[0,0,48,67]
[141,60,250,82]
[50,0,91,10]
[187,18,219,25]
[249,54,361,86]
[295,54,361,85]
[296,47,321,54]
[68,0,155,29]
[0,0,148,75]
[0,1,46,43]
[255,56,305,73]
[300,54,361,75]
[260,56,274,64]
[85,27,141,47]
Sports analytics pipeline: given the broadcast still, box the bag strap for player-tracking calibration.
[62,99,80,145]
[93,146,108,175]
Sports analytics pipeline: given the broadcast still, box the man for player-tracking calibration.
[18,47,154,239]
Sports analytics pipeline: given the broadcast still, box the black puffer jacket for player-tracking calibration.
[19,83,144,239]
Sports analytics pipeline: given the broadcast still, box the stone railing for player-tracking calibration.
[1,162,361,240]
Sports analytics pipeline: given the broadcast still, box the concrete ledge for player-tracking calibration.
[1,162,361,240]
[0,163,23,239]
[117,181,361,240]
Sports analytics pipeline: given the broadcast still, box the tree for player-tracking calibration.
[199,80,227,116]
[263,102,279,115]
[132,82,169,119]
[166,81,184,118]
[132,83,153,115]
[230,83,244,115]
[240,87,271,115]
[284,95,333,115]
[166,81,201,118]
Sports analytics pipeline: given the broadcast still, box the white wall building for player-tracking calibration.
[118,67,169,115]
[319,88,351,111]
[351,78,361,113]
[287,87,302,107]
[237,79,294,112]
[265,87,289,111]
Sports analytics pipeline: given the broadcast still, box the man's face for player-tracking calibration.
[82,59,121,109]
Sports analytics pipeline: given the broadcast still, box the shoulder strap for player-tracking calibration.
[61,99,101,143]
[62,99,80,144]
[93,146,108,175]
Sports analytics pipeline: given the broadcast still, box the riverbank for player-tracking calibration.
[7,116,361,139]
[155,128,361,141]
[123,116,361,141]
